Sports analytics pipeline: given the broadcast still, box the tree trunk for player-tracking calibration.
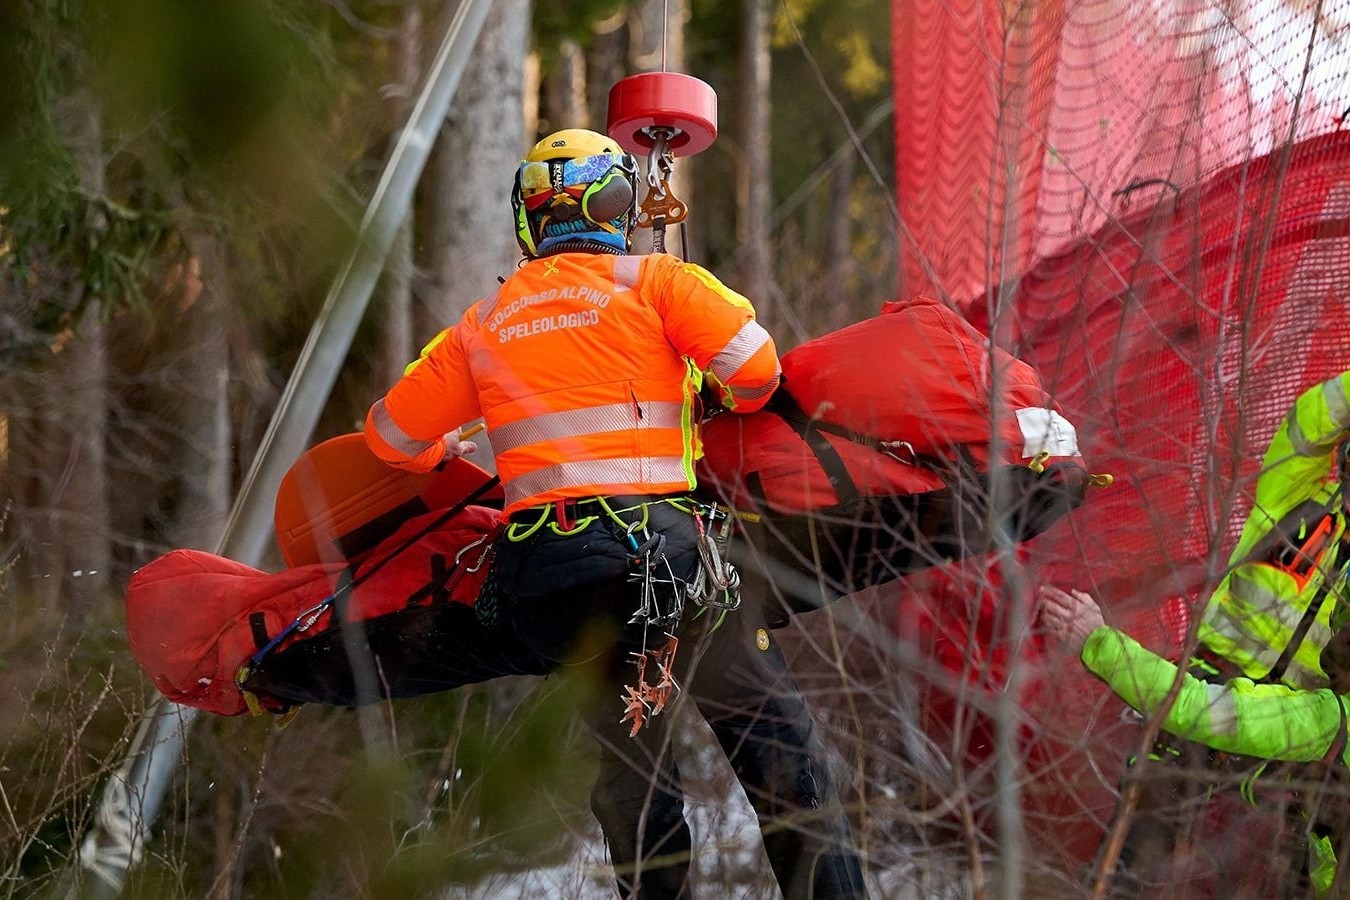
[736,0,777,325]
[377,1,423,388]
[164,235,232,553]
[540,38,588,135]
[584,11,628,128]
[16,312,111,623]
[16,86,113,624]
[628,0,683,74]
[822,149,857,333]
[423,0,528,473]
[422,0,530,335]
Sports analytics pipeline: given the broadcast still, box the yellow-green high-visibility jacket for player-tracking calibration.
[1198,371,1350,689]
[1085,626,1350,767]
[1083,625,1349,897]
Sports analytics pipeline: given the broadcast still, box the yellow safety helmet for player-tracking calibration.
[524,128,625,161]
[512,128,639,258]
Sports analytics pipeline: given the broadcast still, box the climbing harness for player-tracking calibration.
[506,494,746,735]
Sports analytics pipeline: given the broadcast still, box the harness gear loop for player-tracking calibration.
[556,499,577,531]
[688,504,742,611]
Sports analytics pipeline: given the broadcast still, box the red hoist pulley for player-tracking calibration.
[607,72,718,253]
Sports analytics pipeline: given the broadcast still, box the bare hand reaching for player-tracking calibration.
[442,429,478,459]
[1038,585,1105,654]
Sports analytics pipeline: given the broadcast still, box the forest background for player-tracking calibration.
[0,1,909,897]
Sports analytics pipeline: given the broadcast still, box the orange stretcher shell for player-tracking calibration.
[273,433,501,568]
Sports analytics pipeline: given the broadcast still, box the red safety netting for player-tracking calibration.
[887,0,1350,874]
[979,128,1350,868]
[892,0,1349,304]
[985,130,1350,607]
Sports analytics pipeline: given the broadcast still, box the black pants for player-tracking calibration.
[491,497,868,899]
[732,494,957,629]
[247,496,867,898]
[240,593,549,706]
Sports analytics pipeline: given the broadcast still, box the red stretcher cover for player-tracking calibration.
[697,295,1086,515]
[125,505,497,716]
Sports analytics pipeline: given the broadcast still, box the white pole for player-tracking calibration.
[67,2,496,895]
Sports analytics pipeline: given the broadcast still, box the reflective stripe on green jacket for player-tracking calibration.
[1082,626,1350,768]
[1198,371,1350,688]
[1199,543,1349,688]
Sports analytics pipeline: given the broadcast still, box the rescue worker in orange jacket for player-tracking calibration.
[365,129,866,899]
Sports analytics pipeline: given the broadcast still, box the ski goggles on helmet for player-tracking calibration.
[516,153,637,213]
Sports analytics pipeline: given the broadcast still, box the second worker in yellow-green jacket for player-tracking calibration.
[1042,581,1350,897]
[1040,370,1350,897]
[1197,370,1350,688]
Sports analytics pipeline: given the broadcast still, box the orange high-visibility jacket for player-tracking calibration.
[365,252,781,517]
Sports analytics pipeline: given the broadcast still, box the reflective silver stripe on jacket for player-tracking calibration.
[1201,601,1283,675]
[1211,571,1335,681]
[369,400,439,457]
[470,284,507,328]
[710,320,772,384]
[1327,375,1350,432]
[1283,658,1330,691]
[490,401,686,457]
[503,456,690,508]
[614,255,640,292]
[1228,570,1311,636]
[1203,684,1240,737]
[729,371,781,403]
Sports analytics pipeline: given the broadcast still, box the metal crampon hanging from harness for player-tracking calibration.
[610,498,744,737]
